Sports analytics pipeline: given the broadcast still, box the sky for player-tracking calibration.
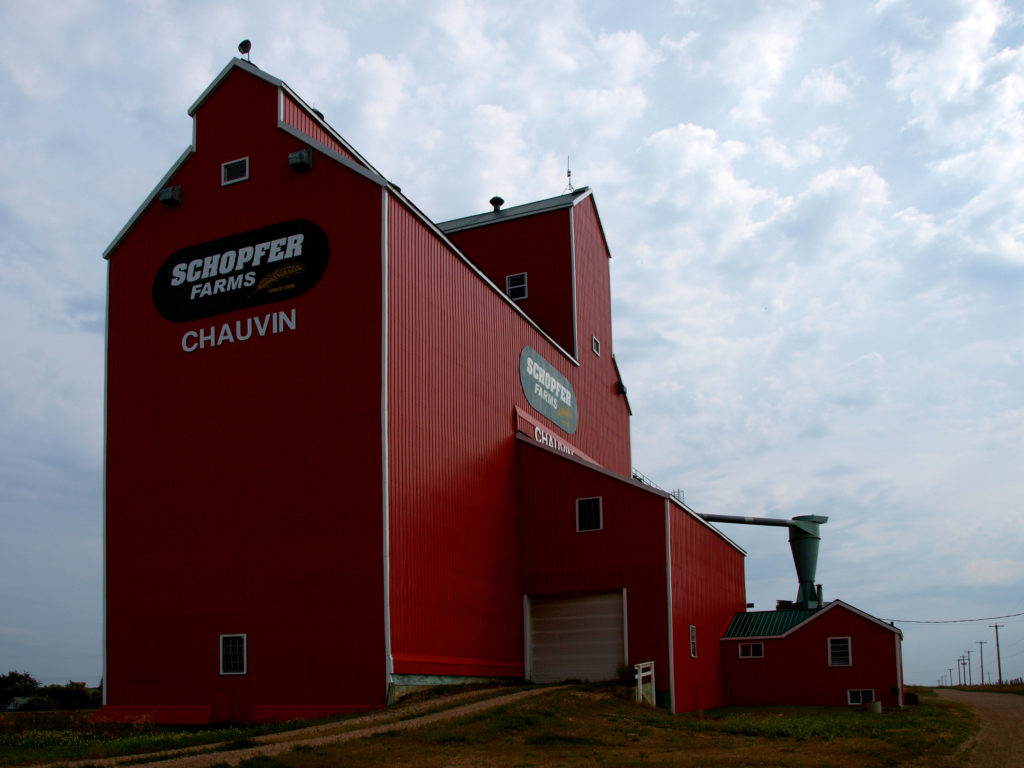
[1,0,1023,690]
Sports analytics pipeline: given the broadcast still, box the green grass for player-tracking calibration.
[0,715,312,766]
[945,683,1024,696]
[0,685,977,768]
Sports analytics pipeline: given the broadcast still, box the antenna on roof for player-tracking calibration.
[238,39,252,63]
[563,156,574,193]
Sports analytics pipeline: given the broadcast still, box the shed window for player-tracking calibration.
[739,642,763,658]
[576,497,602,532]
[847,689,874,705]
[506,272,528,301]
[828,636,851,666]
[592,336,601,356]
[220,634,247,675]
[221,157,250,186]
[690,625,698,658]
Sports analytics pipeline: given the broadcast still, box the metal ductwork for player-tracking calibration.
[699,513,829,607]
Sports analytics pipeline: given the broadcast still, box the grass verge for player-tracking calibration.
[0,685,975,768]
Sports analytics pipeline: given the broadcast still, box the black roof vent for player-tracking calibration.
[489,196,504,212]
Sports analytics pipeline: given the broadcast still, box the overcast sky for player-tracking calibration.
[2,0,1023,689]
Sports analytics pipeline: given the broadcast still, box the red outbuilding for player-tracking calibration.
[721,601,905,709]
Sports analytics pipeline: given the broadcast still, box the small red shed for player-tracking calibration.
[721,600,904,709]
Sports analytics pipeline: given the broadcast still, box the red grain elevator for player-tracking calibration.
[100,58,748,723]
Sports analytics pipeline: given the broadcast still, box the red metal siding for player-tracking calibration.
[516,438,671,687]
[668,506,747,711]
[570,197,631,476]
[104,66,387,722]
[721,605,903,708]
[280,93,357,162]
[387,198,525,676]
[386,194,634,677]
[447,209,576,355]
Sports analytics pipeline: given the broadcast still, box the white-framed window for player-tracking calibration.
[690,625,698,658]
[739,642,764,658]
[592,336,601,356]
[220,634,247,675]
[847,689,874,705]
[506,272,528,301]
[828,636,851,666]
[576,497,602,532]
[221,157,250,186]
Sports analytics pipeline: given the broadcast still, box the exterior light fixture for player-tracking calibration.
[158,185,182,207]
[288,148,312,172]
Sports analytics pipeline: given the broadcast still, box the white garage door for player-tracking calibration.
[528,591,625,683]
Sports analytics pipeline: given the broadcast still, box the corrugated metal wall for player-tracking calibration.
[386,192,633,677]
[516,438,671,689]
[447,209,576,355]
[668,503,747,711]
[105,66,387,721]
[570,197,631,476]
[280,94,357,162]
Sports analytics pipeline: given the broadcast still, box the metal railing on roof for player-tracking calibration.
[631,469,684,503]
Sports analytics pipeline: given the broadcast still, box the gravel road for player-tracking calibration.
[938,689,1024,768]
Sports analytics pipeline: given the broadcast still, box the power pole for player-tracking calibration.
[977,641,986,687]
[965,650,973,686]
[957,657,964,686]
[990,624,1004,685]
[948,667,953,687]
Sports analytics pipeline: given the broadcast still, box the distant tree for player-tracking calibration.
[0,670,40,703]
[48,681,93,710]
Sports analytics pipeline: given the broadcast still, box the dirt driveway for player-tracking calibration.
[938,689,1024,768]
[44,686,561,768]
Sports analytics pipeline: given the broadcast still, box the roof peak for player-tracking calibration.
[438,187,593,234]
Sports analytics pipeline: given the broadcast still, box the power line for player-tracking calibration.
[886,611,1024,624]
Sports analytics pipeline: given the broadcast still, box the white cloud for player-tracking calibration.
[759,135,824,169]
[795,68,855,105]
[717,4,820,125]
[963,558,1024,586]
[596,30,663,85]
[566,86,648,139]
[887,0,1010,129]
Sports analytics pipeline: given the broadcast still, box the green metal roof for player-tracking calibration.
[722,608,821,638]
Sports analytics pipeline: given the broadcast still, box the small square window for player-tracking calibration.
[506,272,527,301]
[592,336,601,356]
[690,625,698,658]
[828,637,851,666]
[739,642,763,658]
[220,634,247,675]
[847,689,874,705]
[222,157,250,186]
[576,497,602,532]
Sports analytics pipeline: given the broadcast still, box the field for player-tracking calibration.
[0,684,974,768]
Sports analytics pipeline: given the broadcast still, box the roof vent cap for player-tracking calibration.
[489,196,504,212]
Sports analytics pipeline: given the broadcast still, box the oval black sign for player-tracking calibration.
[152,219,329,322]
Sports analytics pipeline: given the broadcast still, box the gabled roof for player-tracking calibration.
[189,58,385,180]
[103,58,388,260]
[723,607,820,638]
[722,600,903,640]
[438,187,594,234]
